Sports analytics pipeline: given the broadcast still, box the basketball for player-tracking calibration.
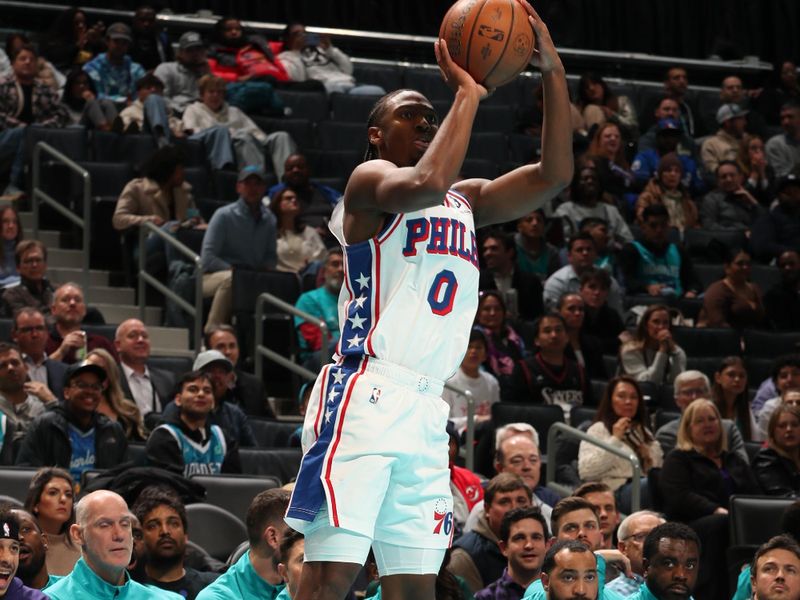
[439,0,536,89]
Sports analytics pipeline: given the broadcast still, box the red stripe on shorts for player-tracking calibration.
[312,366,330,439]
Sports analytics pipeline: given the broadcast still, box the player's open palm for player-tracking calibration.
[434,39,489,99]
[520,1,563,74]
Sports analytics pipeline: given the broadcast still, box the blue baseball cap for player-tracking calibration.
[237,165,267,183]
[657,118,681,132]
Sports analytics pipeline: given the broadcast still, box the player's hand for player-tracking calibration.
[434,39,488,100]
[518,1,563,74]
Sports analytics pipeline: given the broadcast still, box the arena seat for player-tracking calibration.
[183,166,212,200]
[743,329,800,357]
[474,105,515,133]
[238,448,303,482]
[507,133,540,164]
[330,92,383,122]
[316,121,364,152]
[353,64,405,93]
[90,132,156,167]
[749,264,781,293]
[466,132,507,163]
[76,161,134,198]
[691,263,724,290]
[403,69,453,102]
[0,468,37,503]
[685,356,722,380]
[275,90,329,122]
[654,409,681,431]
[190,474,280,522]
[185,502,248,561]
[304,149,361,179]
[251,116,316,151]
[248,419,300,448]
[212,170,240,203]
[491,403,564,453]
[672,327,741,357]
[729,495,794,547]
[683,229,747,262]
[148,356,193,379]
[25,125,88,162]
[745,357,774,388]
[461,158,499,180]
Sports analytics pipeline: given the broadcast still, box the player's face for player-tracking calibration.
[753,548,800,600]
[502,518,547,575]
[645,538,699,600]
[372,91,438,167]
[542,549,598,600]
[555,509,602,550]
[582,491,619,542]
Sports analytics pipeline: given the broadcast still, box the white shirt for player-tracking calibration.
[121,362,161,415]
[442,368,500,435]
[23,354,48,386]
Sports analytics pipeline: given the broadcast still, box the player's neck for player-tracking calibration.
[249,548,282,585]
[508,563,541,589]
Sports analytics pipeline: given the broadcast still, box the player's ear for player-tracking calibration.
[368,125,383,147]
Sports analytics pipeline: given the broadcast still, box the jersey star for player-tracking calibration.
[346,333,364,348]
[353,295,367,309]
[355,273,371,290]
[327,388,340,403]
[331,370,345,385]
[324,408,333,424]
[348,313,366,330]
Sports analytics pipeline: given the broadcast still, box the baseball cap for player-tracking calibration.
[106,22,133,42]
[777,172,800,192]
[656,118,681,132]
[193,349,233,372]
[716,103,749,124]
[237,165,267,183]
[179,31,204,51]
[63,360,108,388]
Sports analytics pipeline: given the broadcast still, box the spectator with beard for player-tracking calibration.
[539,540,599,600]
[574,483,621,552]
[638,96,697,159]
[752,173,800,263]
[9,509,51,591]
[132,488,218,599]
[129,6,173,71]
[82,23,145,106]
[764,250,800,330]
[626,523,700,600]
[632,120,704,197]
[748,534,800,600]
[154,32,210,115]
[0,509,48,600]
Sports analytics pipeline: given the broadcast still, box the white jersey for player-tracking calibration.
[330,189,480,381]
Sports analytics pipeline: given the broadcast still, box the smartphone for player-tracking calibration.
[304,32,320,48]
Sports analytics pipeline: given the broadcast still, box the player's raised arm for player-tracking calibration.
[342,40,487,240]
[466,2,574,228]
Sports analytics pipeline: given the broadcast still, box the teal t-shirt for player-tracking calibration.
[196,550,284,600]
[732,565,751,600]
[522,555,624,600]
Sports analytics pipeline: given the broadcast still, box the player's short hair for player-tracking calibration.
[579,267,611,291]
[643,522,701,561]
[484,473,531,508]
[542,539,595,575]
[364,89,421,162]
[277,528,304,566]
[132,487,188,532]
[246,489,291,548]
[751,534,800,576]
[499,506,550,543]
[551,496,599,535]
[772,355,800,383]
[568,231,596,252]
[574,482,614,499]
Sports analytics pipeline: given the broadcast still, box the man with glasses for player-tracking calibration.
[12,308,67,402]
[605,511,665,596]
[15,361,128,483]
[655,370,749,462]
[1,241,55,322]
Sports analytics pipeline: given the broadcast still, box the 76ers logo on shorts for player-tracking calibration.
[432,497,453,536]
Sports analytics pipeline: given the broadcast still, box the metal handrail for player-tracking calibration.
[32,141,91,291]
[254,291,478,469]
[546,422,643,512]
[137,222,203,351]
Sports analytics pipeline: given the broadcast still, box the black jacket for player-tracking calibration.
[659,448,761,521]
[753,447,800,497]
[119,363,177,414]
[230,369,274,418]
[42,358,68,401]
[15,404,128,469]
[145,414,241,475]
[161,397,256,447]
[479,269,544,321]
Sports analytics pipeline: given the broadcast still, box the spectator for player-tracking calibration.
[22,468,78,577]
[753,404,800,497]
[200,166,277,330]
[85,348,147,442]
[196,489,291,599]
[579,269,625,355]
[544,233,624,316]
[118,73,186,141]
[738,134,776,206]
[447,422,484,537]
[764,250,800,330]
[656,66,703,137]
[540,540,598,600]
[0,509,47,600]
[573,482,621,552]
[132,488,218,599]
[61,68,118,130]
[275,530,304,600]
[267,153,341,236]
[700,160,764,231]
[44,283,119,364]
[449,473,532,594]
[183,74,296,179]
[443,328,500,437]
[659,399,760,600]
[638,96,697,158]
[514,209,561,282]
[766,101,800,178]
[555,162,632,246]
[206,17,289,85]
[621,204,700,298]
[757,388,800,448]
[630,523,701,600]
[16,361,128,483]
[475,507,549,600]
[12,308,67,403]
[0,342,57,449]
[634,152,699,230]
[707,75,769,139]
[701,103,749,174]
[752,355,800,420]
[146,369,241,476]
[508,313,589,417]
[1,241,54,322]
[41,8,105,73]
[748,535,800,600]
[473,291,527,397]
[578,377,662,511]
[153,32,210,115]
[711,356,758,442]
[759,61,800,126]
[205,325,273,417]
[752,172,800,263]
[294,249,343,371]
[632,120,704,196]
[604,511,665,597]
[0,206,20,288]
[576,72,638,141]
[279,24,385,96]
[4,34,60,95]
[45,490,177,599]
[479,230,544,321]
[578,216,617,274]
[272,187,326,275]
[114,318,175,421]
[161,350,256,448]
[585,122,635,198]
[10,508,51,591]
[129,6,173,71]
[557,293,605,380]
[619,305,687,385]
[0,44,69,195]
[82,23,146,105]
[701,247,766,330]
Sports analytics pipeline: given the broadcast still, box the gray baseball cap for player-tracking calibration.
[107,22,133,42]
[193,349,233,372]
[179,31,204,50]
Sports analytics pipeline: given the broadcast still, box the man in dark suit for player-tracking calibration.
[479,230,544,321]
[114,318,175,422]
[205,324,274,417]
[12,307,67,400]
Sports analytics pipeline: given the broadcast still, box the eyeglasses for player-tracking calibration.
[622,532,649,543]
[70,381,103,392]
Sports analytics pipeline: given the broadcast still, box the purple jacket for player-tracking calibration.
[5,577,47,600]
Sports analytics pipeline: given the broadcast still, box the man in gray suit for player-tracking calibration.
[12,307,67,401]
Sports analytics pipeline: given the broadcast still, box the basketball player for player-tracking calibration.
[285,4,572,600]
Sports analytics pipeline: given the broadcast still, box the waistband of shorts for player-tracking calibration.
[342,356,444,396]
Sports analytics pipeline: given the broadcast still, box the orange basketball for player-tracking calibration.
[439,0,536,89]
